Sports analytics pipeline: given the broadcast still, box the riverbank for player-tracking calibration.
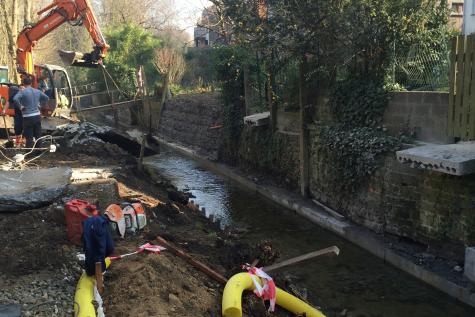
[150,135,475,309]
[0,124,311,317]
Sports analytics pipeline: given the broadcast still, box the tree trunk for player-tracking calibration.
[158,73,170,132]
[0,0,18,83]
[24,0,33,25]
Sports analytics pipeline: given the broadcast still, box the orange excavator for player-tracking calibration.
[0,0,108,117]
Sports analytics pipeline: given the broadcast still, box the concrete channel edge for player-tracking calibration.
[151,136,475,309]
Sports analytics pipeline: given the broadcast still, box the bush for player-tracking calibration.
[89,24,162,98]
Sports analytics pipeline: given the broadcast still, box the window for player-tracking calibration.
[451,3,463,15]
[0,68,8,83]
[52,70,68,90]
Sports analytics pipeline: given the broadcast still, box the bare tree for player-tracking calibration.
[24,0,33,25]
[99,0,178,32]
[0,0,19,82]
[153,47,186,105]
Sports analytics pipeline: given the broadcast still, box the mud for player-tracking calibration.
[0,131,300,317]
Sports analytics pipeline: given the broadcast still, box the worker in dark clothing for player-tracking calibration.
[13,77,49,149]
[9,86,24,146]
[1,86,24,147]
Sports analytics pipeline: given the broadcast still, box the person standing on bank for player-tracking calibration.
[13,77,49,149]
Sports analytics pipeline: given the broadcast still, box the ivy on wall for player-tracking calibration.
[317,78,405,193]
[214,46,252,163]
[329,79,389,128]
[318,126,402,192]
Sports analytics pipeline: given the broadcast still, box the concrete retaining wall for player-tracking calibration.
[384,92,452,144]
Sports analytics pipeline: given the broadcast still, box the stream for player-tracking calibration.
[145,149,475,317]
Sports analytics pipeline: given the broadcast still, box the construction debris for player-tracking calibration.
[0,167,72,212]
[57,122,111,148]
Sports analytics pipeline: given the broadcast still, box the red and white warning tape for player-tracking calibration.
[242,264,277,312]
[109,243,166,261]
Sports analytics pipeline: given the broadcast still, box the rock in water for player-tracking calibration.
[0,167,72,212]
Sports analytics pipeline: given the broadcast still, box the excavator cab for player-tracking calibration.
[0,67,8,83]
[34,64,73,116]
[0,67,12,117]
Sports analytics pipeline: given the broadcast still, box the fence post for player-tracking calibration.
[299,55,310,198]
[268,73,277,131]
[244,64,252,116]
[142,68,153,135]
[102,66,118,127]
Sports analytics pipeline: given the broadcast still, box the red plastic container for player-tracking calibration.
[65,199,98,245]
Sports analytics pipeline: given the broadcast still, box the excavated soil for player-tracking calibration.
[0,131,298,317]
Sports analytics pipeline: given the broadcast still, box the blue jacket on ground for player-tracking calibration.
[82,216,115,276]
[13,86,49,117]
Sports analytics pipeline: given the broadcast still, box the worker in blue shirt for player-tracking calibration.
[13,77,49,149]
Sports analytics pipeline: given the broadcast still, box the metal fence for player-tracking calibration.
[394,42,451,92]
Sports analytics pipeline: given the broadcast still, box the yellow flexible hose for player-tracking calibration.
[222,272,326,317]
[74,258,111,317]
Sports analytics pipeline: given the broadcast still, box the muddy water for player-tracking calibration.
[146,150,475,317]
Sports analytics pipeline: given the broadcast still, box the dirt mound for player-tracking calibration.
[104,239,222,317]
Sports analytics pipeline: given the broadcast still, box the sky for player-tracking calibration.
[174,0,212,37]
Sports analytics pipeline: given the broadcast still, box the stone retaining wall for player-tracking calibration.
[310,129,475,258]
[154,91,475,252]
[158,93,223,159]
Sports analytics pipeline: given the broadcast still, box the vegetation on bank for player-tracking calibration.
[204,0,454,193]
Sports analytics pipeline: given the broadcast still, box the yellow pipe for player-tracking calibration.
[222,272,326,317]
[74,258,111,317]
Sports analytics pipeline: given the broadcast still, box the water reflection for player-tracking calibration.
[146,150,475,317]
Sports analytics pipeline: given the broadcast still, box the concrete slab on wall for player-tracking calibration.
[396,142,475,176]
[244,112,270,126]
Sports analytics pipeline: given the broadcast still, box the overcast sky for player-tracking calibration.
[174,0,212,36]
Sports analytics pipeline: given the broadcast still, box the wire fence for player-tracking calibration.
[393,42,451,92]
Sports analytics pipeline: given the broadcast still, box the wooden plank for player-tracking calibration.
[156,236,228,284]
[454,35,466,139]
[71,99,139,113]
[263,246,340,273]
[462,35,474,139]
[469,35,475,140]
[95,262,104,294]
[448,37,458,138]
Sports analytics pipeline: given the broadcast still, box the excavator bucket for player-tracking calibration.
[58,50,100,68]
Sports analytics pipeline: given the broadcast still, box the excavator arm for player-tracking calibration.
[16,0,109,75]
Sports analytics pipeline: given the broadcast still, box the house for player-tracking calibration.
[462,0,475,34]
[194,6,224,47]
[450,0,464,30]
